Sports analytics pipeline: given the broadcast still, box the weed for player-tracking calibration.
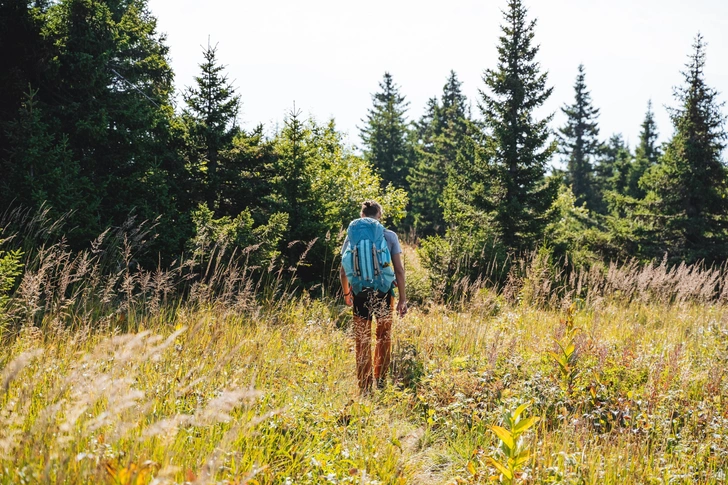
[485,402,540,484]
[547,304,581,397]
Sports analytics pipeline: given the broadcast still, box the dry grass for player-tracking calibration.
[0,221,727,484]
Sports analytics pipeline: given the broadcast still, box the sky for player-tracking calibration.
[147,0,728,163]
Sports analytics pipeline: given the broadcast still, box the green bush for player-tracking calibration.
[190,203,288,267]
[0,236,23,324]
[418,224,509,301]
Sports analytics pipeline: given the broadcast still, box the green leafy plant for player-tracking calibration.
[547,304,581,396]
[0,237,23,324]
[486,402,540,484]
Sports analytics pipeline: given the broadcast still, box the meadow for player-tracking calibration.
[1,234,728,484]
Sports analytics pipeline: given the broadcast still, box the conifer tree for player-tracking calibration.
[593,134,632,208]
[408,98,439,232]
[640,35,728,263]
[604,136,633,197]
[182,42,241,212]
[360,72,412,190]
[558,64,601,209]
[2,89,87,219]
[3,0,183,257]
[408,71,473,235]
[0,0,49,179]
[478,0,557,252]
[627,101,660,199]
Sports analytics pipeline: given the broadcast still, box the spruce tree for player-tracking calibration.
[2,89,87,218]
[603,136,633,197]
[439,71,474,183]
[408,98,440,233]
[0,0,50,184]
[408,71,473,235]
[593,134,632,207]
[627,101,660,199]
[478,0,557,252]
[360,72,412,190]
[182,42,241,212]
[558,64,601,209]
[2,0,183,258]
[640,35,728,263]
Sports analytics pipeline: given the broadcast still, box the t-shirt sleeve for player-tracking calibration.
[384,231,402,255]
[340,235,349,255]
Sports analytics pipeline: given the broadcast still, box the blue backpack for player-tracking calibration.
[341,217,396,295]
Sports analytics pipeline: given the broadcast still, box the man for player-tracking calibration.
[340,200,407,393]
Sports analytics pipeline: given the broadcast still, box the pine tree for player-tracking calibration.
[274,108,315,238]
[360,72,412,191]
[640,35,728,263]
[182,42,241,212]
[604,136,633,197]
[558,64,601,209]
[439,70,474,181]
[593,134,632,206]
[2,89,88,218]
[478,0,557,252]
[2,0,184,258]
[408,71,473,235]
[0,0,50,185]
[408,98,440,233]
[627,101,660,199]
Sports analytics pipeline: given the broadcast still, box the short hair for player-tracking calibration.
[361,200,382,218]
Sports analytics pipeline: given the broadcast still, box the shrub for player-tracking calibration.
[0,236,23,325]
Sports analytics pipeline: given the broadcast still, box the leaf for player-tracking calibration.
[467,460,477,475]
[515,448,531,466]
[391,437,402,451]
[547,350,568,372]
[490,425,515,450]
[565,342,575,358]
[555,340,569,357]
[512,416,539,435]
[546,350,560,363]
[512,402,531,420]
[486,457,513,480]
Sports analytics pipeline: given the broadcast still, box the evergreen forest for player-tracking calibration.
[2,0,727,294]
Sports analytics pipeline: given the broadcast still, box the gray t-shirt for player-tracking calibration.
[341,228,402,255]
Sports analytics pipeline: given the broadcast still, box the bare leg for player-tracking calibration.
[373,297,394,384]
[353,315,372,392]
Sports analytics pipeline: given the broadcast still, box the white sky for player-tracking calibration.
[148,0,728,163]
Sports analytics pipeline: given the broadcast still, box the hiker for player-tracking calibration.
[340,200,407,393]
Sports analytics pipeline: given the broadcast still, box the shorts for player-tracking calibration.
[353,288,394,320]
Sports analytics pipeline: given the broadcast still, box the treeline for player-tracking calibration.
[1,0,727,293]
[0,0,406,283]
[361,3,728,287]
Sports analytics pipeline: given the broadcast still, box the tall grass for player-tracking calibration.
[0,217,727,484]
